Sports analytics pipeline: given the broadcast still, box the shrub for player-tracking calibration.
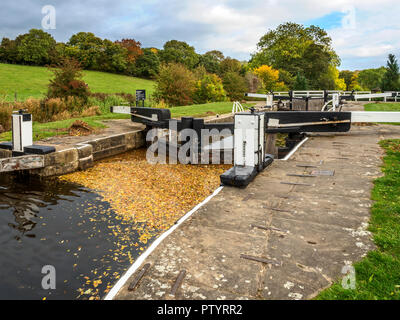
[152,99,169,109]
[223,72,248,101]
[194,73,226,104]
[154,63,196,106]
[9,96,93,124]
[81,105,101,117]
[0,103,13,132]
[47,57,90,103]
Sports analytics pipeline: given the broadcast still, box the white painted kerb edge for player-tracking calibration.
[104,186,224,300]
[281,137,309,161]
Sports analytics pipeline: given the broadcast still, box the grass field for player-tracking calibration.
[365,102,400,112]
[317,139,400,300]
[0,62,252,141]
[364,103,400,125]
[169,101,253,118]
[0,63,155,101]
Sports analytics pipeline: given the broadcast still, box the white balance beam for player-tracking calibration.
[351,111,400,123]
[111,106,132,114]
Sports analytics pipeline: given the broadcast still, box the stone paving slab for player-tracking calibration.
[114,123,400,301]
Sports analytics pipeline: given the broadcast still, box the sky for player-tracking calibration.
[0,0,399,70]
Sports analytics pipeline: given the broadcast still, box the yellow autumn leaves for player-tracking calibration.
[253,65,286,93]
[62,149,230,235]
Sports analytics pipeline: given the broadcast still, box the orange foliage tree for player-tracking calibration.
[115,39,143,63]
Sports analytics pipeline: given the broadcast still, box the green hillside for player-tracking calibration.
[0,63,155,101]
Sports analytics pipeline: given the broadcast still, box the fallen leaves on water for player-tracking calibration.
[61,148,230,300]
[62,149,230,232]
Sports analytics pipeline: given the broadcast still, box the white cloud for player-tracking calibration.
[1,0,400,69]
[175,0,400,68]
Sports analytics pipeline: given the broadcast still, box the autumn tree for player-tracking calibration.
[154,63,196,106]
[47,57,90,102]
[194,73,226,104]
[250,22,339,89]
[115,39,143,63]
[253,65,284,93]
[339,70,357,91]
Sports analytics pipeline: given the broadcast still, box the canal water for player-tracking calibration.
[0,174,152,300]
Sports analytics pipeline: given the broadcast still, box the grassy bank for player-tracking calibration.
[364,103,400,125]
[365,102,400,112]
[0,101,253,141]
[170,101,253,118]
[317,139,400,300]
[0,63,155,101]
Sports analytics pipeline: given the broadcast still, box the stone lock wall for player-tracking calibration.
[30,130,145,177]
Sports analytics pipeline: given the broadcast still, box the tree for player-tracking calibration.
[47,57,90,102]
[223,72,249,101]
[293,73,309,90]
[278,69,295,89]
[66,32,104,69]
[154,63,196,106]
[381,54,400,91]
[134,48,160,78]
[250,22,339,89]
[0,38,18,63]
[220,57,243,76]
[14,29,56,65]
[253,65,284,93]
[115,39,143,63]
[194,73,226,104]
[199,50,224,74]
[160,40,199,70]
[96,39,128,73]
[339,70,357,91]
[302,43,334,89]
[358,67,386,90]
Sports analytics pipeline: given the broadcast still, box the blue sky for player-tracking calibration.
[1,0,399,70]
[306,11,346,30]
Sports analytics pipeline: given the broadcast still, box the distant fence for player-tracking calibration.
[267,90,400,102]
[246,90,400,112]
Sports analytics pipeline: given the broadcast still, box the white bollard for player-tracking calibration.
[12,110,33,153]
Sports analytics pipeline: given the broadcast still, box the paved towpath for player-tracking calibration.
[114,118,400,300]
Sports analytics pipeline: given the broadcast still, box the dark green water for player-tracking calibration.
[0,174,149,300]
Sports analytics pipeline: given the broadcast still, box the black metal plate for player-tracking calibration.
[24,145,56,155]
[130,107,171,127]
[0,142,13,150]
[264,111,352,133]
